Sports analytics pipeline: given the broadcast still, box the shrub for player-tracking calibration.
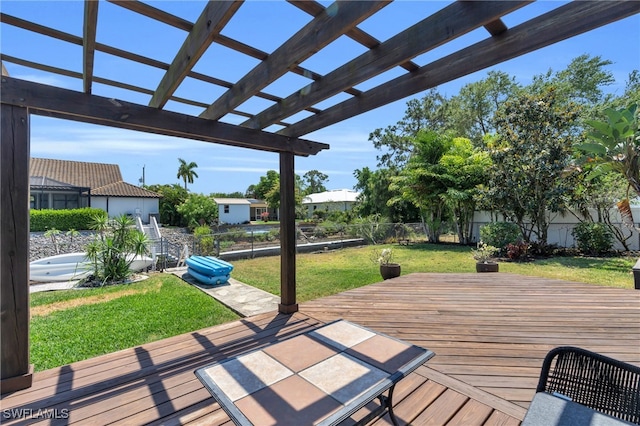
[572,222,614,256]
[479,222,521,251]
[194,225,216,255]
[30,208,106,231]
[84,214,148,285]
[506,241,530,261]
[177,193,218,230]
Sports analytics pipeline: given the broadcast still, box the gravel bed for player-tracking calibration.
[29,227,194,262]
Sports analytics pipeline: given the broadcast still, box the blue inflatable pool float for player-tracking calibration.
[186,256,233,285]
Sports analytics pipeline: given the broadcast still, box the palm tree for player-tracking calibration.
[177,158,199,190]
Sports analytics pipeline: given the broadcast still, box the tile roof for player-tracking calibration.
[91,181,161,198]
[30,158,160,198]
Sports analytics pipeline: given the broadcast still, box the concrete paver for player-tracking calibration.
[168,267,279,317]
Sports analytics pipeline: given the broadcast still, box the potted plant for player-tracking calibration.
[472,241,500,272]
[372,248,401,280]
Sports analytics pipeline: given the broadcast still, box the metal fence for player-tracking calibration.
[190,222,428,260]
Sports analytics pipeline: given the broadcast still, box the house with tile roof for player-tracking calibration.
[30,158,160,223]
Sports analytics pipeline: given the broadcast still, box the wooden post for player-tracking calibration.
[278,151,298,314]
[0,104,33,393]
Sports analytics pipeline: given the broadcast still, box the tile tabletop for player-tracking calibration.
[196,320,434,426]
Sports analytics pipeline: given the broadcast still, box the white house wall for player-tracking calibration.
[91,196,159,223]
[306,201,356,218]
[471,206,640,250]
[219,204,250,225]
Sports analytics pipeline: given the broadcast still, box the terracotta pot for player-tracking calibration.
[476,262,499,273]
[380,263,401,280]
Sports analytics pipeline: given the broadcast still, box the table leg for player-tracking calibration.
[353,385,398,426]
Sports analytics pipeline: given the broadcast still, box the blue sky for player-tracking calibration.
[1,1,638,195]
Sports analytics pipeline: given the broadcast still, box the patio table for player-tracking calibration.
[195,319,434,426]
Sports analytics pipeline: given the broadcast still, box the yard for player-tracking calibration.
[30,243,637,371]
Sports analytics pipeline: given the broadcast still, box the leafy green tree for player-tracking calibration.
[302,170,328,196]
[485,88,581,244]
[448,71,520,145]
[439,137,491,244]
[352,167,420,223]
[250,170,280,200]
[263,174,304,211]
[530,54,614,106]
[176,193,218,229]
[145,183,188,226]
[389,131,455,242]
[177,158,199,190]
[211,191,244,198]
[567,171,633,250]
[369,89,451,169]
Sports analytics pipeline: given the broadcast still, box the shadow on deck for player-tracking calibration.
[2,273,638,425]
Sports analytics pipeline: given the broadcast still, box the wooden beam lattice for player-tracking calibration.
[280,0,640,137]
[199,0,390,121]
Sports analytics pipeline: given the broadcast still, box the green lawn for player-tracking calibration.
[231,243,637,302]
[30,274,239,371]
[30,243,636,371]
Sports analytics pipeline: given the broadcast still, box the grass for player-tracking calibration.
[30,243,636,371]
[30,274,239,371]
[231,243,637,302]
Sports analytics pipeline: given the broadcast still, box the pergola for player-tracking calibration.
[1,0,638,394]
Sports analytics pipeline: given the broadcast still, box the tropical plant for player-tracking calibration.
[471,241,499,263]
[578,103,639,228]
[44,228,62,254]
[177,158,199,190]
[371,247,394,265]
[85,214,149,285]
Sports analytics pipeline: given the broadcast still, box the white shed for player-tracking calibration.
[214,198,251,224]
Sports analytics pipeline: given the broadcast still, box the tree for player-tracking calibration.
[369,89,450,169]
[176,193,218,229]
[353,167,420,223]
[250,170,280,200]
[485,88,581,244]
[439,137,491,244]
[448,71,520,145]
[302,170,328,196]
[177,158,199,190]
[530,54,614,107]
[389,130,455,242]
[145,184,188,226]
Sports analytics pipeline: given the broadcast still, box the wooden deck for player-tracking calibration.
[2,273,638,425]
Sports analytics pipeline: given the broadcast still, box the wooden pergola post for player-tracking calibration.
[0,104,33,394]
[278,151,298,314]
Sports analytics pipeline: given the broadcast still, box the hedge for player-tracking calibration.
[30,208,107,232]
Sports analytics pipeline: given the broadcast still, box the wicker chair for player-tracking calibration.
[536,346,640,424]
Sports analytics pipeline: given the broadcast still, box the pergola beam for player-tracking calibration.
[0,77,328,156]
[199,0,390,121]
[244,1,529,130]
[280,0,640,138]
[82,0,99,94]
[148,1,243,109]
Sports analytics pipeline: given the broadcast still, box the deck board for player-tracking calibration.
[2,272,638,425]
